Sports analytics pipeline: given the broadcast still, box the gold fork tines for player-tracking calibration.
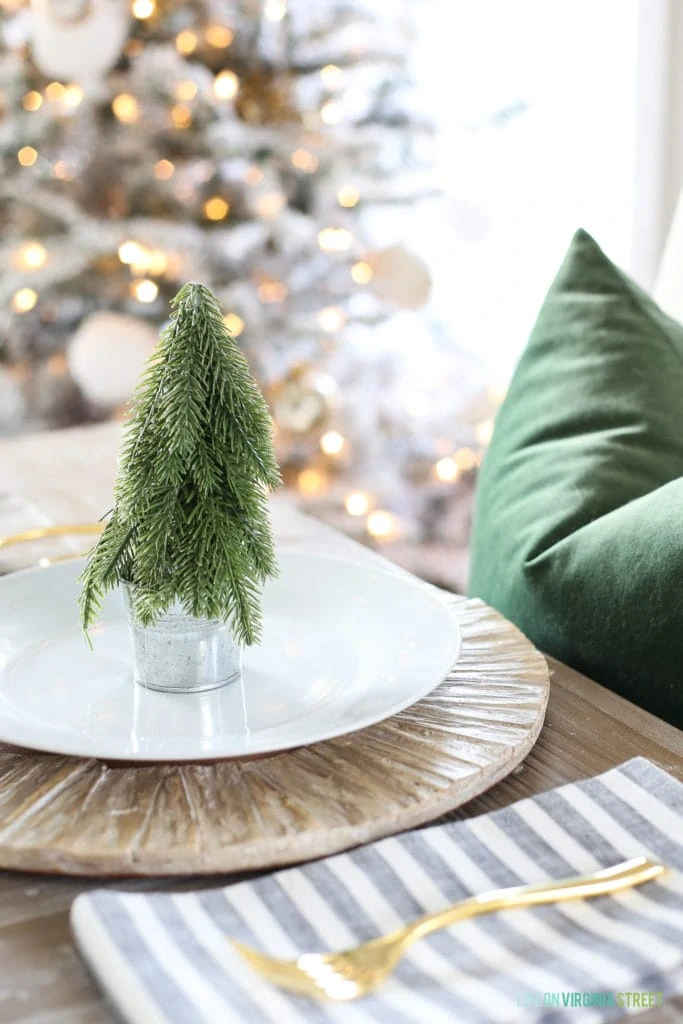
[230,857,666,1001]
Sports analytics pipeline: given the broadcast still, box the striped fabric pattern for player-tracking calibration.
[71,758,683,1023]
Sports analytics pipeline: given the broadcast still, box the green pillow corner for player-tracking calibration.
[468,228,683,727]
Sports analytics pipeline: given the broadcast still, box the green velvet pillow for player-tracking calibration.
[468,229,683,727]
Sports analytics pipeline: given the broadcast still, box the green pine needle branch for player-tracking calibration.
[79,282,282,646]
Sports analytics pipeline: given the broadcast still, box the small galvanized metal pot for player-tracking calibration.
[123,586,242,693]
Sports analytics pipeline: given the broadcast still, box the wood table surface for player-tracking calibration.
[1,423,682,1024]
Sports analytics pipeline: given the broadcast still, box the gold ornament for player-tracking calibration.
[235,70,297,125]
[270,368,335,435]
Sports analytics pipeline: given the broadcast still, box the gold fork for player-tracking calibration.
[231,857,665,1001]
[0,522,103,565]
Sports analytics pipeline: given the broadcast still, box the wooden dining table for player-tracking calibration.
[0,422,682,1024]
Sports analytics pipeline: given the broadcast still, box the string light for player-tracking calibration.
[255,191,285,218]
[434,456,459,482]
[213,70,239,99]
[17,146,38,166]
[118,240,146,265]
[320,101,342,124]
[112,94,139,123]
[258,280,287,303]
[203,196,229,220]
[14,241,47,271]
[175,79,198,101]
[351,260,373,284]
[132,0,154,18]
[175,29,198,54]
[320,64,343,88]
[130,278,158,303]
[22,91,42,112]
[297,468,326,495]
[454,447,477,471]
[245,166,264,185]
[53,160,71,180]
[171,103,192,128]
[318,306,346,332]
[62,84,84,108]
[264,0,286,20]
[337,185,359,208]
[486,382,508,405]
[146,251,169,275]
[205,24,233,47]
[291,149,318,173]
[125,38,144,57]
[475,420,494,445]
[345,491,369,516]
[320,430,345,455]
[318,227,353,252]
[45,82,65,101]
[11,288,38,313]
[223,313,244,336]
[366,510,399,541]
[154,159,175,179]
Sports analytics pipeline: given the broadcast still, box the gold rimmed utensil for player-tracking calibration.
[231,857,666,1001]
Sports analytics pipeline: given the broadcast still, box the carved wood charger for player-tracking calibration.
[0,593,549,877]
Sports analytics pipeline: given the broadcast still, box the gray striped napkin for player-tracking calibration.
[71,757,683,1024]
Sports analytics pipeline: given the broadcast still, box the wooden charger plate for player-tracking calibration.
[0,594,549,876]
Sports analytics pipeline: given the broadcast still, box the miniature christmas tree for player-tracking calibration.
[79,281,281,645]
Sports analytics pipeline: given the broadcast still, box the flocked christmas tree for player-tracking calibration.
[79,282,281,645]
[0,0,490,589]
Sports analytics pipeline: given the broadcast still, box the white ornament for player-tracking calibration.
[68,312,158,410]
[366,245,432,310]
[30,0,131,83]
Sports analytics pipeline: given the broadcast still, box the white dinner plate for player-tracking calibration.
[0,550,460,762]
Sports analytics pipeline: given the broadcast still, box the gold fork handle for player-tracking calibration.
[401,857,665,947]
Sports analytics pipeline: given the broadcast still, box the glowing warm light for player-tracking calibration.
[258,280,287,303]
[264,0,286,20]
[245,166,264,185]
[18,146,38,166]
[366,509,399,541]
[320,101,342,124]
[345,491,369,516]
[53,160,71,179]
[318,306,346,332]
[112,93,139,123]
[318,227,353,252]
[171,103,192,128]
[132,0,154,18]
[45,81,65,102]
[434,456,460,482]
[154,159,174,179]
[351,260,373,284]
[255,191,285,218]
[223,313,244,336]
[205,23,233,46]
[486,382,508,405]
[291,148,318,172]
[213,70,239,99]
[14,241,47,271]
[203,196,229,220]
[11,288,38,313]
[118,240,147,265]
[320,64,343,88]
[146,251,168,275]
[476,419,495,445]
[22,90,43,111]
[454,447,477,471]
[131,278,158,303]
[175,29,198,54]
[298,468,326,495]
[320,430,345,455]
[63,84,84,108]
[337,185,359,208]
[175,79,198,101]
